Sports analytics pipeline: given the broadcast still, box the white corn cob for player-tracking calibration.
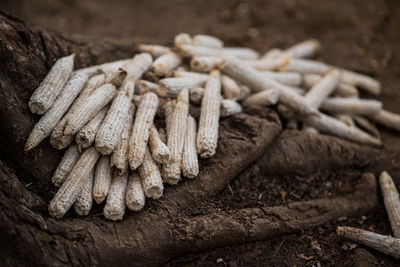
[158,76,208,98]
[48,147,100,219]
[379,171,400,238]
[334,114,355,127]
[221,75,242,100]
[286,85,306,95]
[303,73,359,98]
[119,53,153,82]
[162,89,189,184]
[197,70,221,158]
[110,103,136,175]
[303,125,318,134]
[245,57,285,71]
[51,144,81,187]
[95,82,135,155]
[76,58,132,75]
[128,92,159,170]
[242,89,279,108]
[192,34,224,48]
[138,147,164,199]
[177,44,259,60]
[126,172,145,211]
[93,155,112,204]
[182,115,199,178]
[321,98,382,115]
[149,124,170,164]
[173,70,209,79]
[282,59,381,95]
[158,128,167,144]
[136,80,159,95]
[368,109,400,132]
[174,33,192,46]
[260,48,282,60]
[25,72,89,151]
[280,39,320,59]
[220,99,243,117]
[63,83,117,136]
[50,73,106,149]
[73,168,94,216]
[258,71,302,86]
[190,56,223,72]
[104,171,128,221]
[29,54,74,115]
[218,56,316,115]
[304,111,382,146]
[163,100,176,135]
[340,69,381,95]
[238,84,251,101]
[336,226,400,259]
[75,106,108,152]
[151,52,182,76]
[353,115,380,138]
[189,87,204,105]
[137,44,171,58]
[304,69,341,108]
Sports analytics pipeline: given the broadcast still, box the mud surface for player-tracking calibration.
[1,0,400,265]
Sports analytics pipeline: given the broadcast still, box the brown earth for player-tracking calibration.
[0,0,400,266]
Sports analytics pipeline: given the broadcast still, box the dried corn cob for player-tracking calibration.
[189,87,204,105]
[29,54,75,115]
[76,58,132,75]
[353,115,380,138]
[158,128,167,144]
[50,73,106,149]
[138,147,164,199]
[48,147,100,219]
[238,84,251,101]
[368,109,400,132]
[93,155,112,204]
[173,70,208,79]
[258,71,302,86]
[73,168,94,216]
[221,75,242,100]
[177,44,259,60]
[126,171,145,211]
[303,111,381,146]
[120,53,153,82]
[242,89,279,108]
[218,56,316,115]
[104,171,128,221]
[128,92,159,170]
[334,114,355,127]
[174,33,192,46]
[63,83,117,136]
[110,103,136,175]
[163,100,176,135]
[25,72,89,151]
[137,44,171,58]
[260,48,282,60]
[220,99,243,117]
[303,73,359,98]
[336,226,400,259]
[245,57,285,71]
[197,70,221,158]
[51,144,81,187]
[136,80,159,95]
[281,59,381,95]
[182,115,199,178]
[321,97,382,115]
[151,52,182,76]
[75,106,108,151]
[95,81,135,155]
[379,171,400,238]
[304,69,341,108]
[149,124,170,164]
[190,56,223,72]
[158,76,208,97]
[162,89,189,184]
[280,39,320,59]
[192,34,224,48]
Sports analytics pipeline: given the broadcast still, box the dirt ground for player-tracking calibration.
[1,0,400,265]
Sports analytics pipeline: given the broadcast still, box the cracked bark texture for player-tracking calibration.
[1,10,400,267]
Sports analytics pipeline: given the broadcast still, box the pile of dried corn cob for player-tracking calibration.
[25,33,400,221]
